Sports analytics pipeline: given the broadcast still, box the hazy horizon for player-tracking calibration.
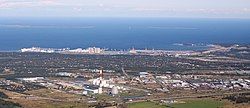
[1,0,250,18]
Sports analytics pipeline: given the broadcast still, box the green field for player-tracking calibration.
[128,99,224,108]
[169,99,224,108]
[128,101,167,108]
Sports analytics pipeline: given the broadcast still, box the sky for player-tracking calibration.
[0,0,250,18]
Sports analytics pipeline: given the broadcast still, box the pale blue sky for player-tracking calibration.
[0,0,250,18]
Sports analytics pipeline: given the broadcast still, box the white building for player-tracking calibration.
[140,72,149,78]
[88,47,102,54]
[17,77,44,82]
[83,85,102,94]
[21,47,55,53]
[68,48,88,53]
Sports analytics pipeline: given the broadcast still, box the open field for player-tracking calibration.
[168,99,224,108]
[128,99,224,108]
[169,98,250,108]
[25,88,84,101]
[0,89,88,108]
[128,101,167,108]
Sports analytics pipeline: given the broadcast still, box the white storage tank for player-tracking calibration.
[111,86,119,95]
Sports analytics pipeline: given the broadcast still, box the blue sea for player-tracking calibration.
[0,17,250,51]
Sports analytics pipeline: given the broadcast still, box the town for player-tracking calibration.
[0,44,250,108]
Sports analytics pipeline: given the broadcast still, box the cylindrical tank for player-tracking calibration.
[111,86,119,95]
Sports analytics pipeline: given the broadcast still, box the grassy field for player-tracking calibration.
[128,101,167,108]
[26,89,83,101]
[169,99,224,108]
[128,99,224,108]
[1,89,88,108]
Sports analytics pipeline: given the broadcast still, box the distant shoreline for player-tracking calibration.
[0,43,214,52]
[0,43,249,53]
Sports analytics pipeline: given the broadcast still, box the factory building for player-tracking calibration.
[83,70,105,95]
[83,85,102,94]
[139,72,149,78]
